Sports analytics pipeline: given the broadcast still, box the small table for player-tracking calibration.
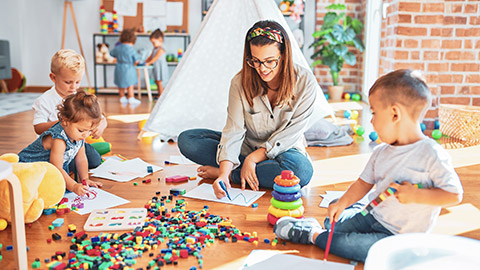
[135,65,154,102]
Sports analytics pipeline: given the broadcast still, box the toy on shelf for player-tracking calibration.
[432,129,442,140]
[99,6,108,34]
[290,0,304,23]
[351,93,361,101]
[369,131,378,142]
[267,170,304,225]
[355,125,365,136]
[178,49,183,62]
[279,1,292,14]
[344,93,351,101]
[96,43,116,63]
[420,123,426,133]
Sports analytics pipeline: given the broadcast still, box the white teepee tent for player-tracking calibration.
[143,0,332,140]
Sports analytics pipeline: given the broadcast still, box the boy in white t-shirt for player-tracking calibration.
[274,69,464,262]
[32,49,107,169]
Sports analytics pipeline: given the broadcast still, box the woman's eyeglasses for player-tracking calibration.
[246,56,281,70]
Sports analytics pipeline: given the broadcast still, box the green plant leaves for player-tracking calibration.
[310,3,365,85]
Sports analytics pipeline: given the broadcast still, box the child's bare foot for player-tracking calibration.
[197,166,220,179]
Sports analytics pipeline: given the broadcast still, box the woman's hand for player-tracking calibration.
[241,158,259,191]
[213,177,230,199]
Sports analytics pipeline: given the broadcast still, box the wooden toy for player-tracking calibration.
[83,208,147,232]
[165,175,189,183]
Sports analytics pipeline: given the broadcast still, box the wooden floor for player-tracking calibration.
[0,94,479,269]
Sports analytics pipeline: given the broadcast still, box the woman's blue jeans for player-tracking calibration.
[315,211,394,262]
[177,129,313,188]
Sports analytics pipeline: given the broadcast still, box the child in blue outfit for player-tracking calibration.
[110,28,141,105]
[19,91,103,196]
[145,29,169,98]
[274,69,464,262]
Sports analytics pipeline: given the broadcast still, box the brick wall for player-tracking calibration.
[378,0,480,128]
[313,0,365,93]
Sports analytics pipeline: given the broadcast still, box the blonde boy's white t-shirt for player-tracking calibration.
[360,138,463,234]
[32,86,63,125]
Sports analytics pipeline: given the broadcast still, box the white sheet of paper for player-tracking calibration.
[114,0,137,17]
[169,155,196,165]
[242,250,354,270]
[144,17,167,32]
[183,183,265,207]
[166,2,183,26]
[143,0,166,16]
[89,158,163,182]
[62,188,130,215]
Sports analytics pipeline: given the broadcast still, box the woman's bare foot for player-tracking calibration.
[197,166,220,179]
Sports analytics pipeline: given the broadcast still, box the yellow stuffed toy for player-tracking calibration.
[0,153,65,229]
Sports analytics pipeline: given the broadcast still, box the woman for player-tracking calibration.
[178,20,319,198]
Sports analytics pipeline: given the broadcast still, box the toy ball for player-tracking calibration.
[351,110,359,120]
[420,123,426,132]
[344,110,352,119]
[324,93,329,100]
[355,125,365,136]
[432,129,442,140]
[344,93,351,101]
[0,218,7,231]
[434,120,440,130]
[138,119,148,130]
[352,93,361,101]
[369,131,378,141]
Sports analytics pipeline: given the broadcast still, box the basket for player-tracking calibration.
[439,104,480,144]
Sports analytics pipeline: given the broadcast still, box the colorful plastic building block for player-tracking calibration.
[165,175,189,183]
[251,203,258,208]
[52,218,64,227]
[147,166,153,173]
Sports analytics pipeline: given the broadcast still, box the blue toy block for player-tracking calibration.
[52,218,64,227]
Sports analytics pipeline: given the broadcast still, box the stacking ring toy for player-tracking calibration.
[274,175,300,186]
[273,183,301,194]
[272,190,302,202]
[267,213,304,226]
[271,198,303,210]
[267,213,280,226]
[268,205,304,218]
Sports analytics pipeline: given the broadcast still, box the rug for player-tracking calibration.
[0,92,42,117]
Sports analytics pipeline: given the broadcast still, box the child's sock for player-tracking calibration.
[120,96,128,104]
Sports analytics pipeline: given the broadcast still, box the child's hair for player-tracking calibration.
[120,28,137,44]
[57,91,102,127]
[50,49,85,75]
[150,29,164,40]
[369,69,432,120]
[241,20,296,108]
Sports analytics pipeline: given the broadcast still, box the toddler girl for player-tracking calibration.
[19,91,103,196]
[145,28,169,98]
[110,28,141,105]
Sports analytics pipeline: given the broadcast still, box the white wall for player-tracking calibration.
[0,0,202,87]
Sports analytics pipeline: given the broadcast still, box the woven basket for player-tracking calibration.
[439,104,480,143]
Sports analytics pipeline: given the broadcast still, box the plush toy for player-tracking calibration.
[0,153,65,229]
[96,43,116,63]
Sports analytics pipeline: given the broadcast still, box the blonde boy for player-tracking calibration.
[274,69,463,262]
[32,49,107,169]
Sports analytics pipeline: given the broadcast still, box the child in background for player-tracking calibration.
[19,91,104,196]
[32,49,106,170]
[145,28,169,98]
[274,69,463,262]
[110,28,141,105]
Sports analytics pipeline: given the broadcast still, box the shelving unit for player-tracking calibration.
[92,32,190,93]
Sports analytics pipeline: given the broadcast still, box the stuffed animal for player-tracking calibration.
[96,43,116,63]
[0,153,65,229]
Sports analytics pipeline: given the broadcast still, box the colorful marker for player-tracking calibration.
[219,181,232,201]
[323,219,336,261]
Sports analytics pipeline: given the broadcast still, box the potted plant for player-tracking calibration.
[311,3,364,101]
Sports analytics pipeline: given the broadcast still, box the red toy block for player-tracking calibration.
[165,175,189,183]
